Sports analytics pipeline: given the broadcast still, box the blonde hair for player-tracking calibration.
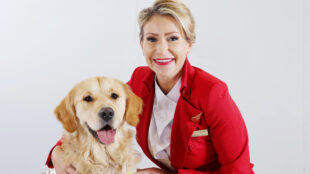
[138,0,196,43]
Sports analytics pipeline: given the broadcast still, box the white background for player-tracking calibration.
[0,0,309,173]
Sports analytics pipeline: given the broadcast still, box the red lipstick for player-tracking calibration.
[153,58,175,65]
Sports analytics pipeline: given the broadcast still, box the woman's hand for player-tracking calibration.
[136,168,176,174]
[51,146,79,174]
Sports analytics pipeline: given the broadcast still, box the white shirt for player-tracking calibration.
[148,77,181,170]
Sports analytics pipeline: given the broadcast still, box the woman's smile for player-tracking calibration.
[153,58,175,65]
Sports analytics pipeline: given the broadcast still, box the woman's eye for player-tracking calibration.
[146,37,157,42]
[168,36,178,41]
[111,93,119,99]
[84,96,93,102]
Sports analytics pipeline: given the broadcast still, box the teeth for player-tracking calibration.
[156,59,172,62]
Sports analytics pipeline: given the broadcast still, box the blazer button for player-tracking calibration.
[188,141,192,151]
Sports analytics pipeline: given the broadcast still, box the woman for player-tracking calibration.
[46,0,255,173]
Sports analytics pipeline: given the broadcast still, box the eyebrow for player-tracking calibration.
[145,31,180,36]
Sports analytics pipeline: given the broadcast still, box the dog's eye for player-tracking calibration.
[84,96,93,102]
[111,93,118,99]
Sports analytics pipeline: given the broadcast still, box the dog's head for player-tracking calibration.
[54,76,142,145]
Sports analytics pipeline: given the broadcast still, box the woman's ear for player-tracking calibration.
[140,40,143,49]
[140,40,145,56]
[54,93,78,133]
[123,84,143,127]
[186,41,193,55]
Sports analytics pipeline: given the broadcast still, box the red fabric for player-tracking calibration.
[128,58,255,173]
[45,139,62,168]
[45,58,254,173]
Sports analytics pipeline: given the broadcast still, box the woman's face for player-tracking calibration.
[140,15,192,80]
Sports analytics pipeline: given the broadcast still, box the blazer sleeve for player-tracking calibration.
[177,82,254,174]
[45,139,63,168]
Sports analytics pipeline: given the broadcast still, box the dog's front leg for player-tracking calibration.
[121,163,128,174]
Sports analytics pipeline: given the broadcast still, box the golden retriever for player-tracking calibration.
[54,76,142,174]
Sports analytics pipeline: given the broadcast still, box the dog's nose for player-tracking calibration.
[98,107,114,122]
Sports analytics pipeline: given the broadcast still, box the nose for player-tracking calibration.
[98,107,114,122]
[156,39,169,54]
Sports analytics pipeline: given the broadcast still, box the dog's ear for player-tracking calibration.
[123,84,142,127]
[54,92,78,133]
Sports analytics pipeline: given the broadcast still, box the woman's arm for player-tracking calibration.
[181,82,254,174]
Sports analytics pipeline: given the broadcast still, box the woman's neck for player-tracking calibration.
[156,72,181,95]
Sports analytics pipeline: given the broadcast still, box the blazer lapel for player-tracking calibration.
[135,71,171,170]
[169,58,204,169]
[136,88,155,162]
[170,96,203,169]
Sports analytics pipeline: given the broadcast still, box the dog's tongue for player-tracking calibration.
[97,129,115,144]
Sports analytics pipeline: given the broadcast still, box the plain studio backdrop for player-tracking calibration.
[0,0,309,173]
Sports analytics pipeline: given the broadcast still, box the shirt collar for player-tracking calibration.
[154,76,181,103]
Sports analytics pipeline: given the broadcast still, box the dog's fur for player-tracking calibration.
[55,76,142,174]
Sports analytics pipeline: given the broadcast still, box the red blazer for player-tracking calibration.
[127,59,254,174]
[46,59,254,173]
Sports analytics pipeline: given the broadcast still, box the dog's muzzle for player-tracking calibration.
[86,107,116,145]
[98,107,114,122]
